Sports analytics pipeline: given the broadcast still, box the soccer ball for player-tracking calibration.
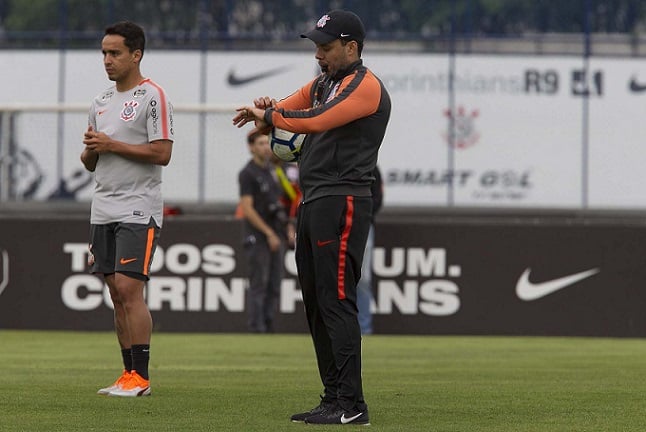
[269,127,305,162]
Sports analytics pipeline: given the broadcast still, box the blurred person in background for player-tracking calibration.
[271,154,301,250]
[238,131,288,333]
[232,9,391,426]
[357,165,383,335]
[81,21,174,397]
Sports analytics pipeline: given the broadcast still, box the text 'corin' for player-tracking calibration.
[60,243,461,316]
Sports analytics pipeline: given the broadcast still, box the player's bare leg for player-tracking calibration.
[97,273,134,395]
[105,272,152,396]
[113,272,152,345]
[105,273,132,349]
[98,273,152,397]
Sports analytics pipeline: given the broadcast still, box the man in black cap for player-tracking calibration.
[233,9,391,426]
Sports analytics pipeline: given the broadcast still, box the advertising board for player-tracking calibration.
[1,216,645,337]
[2,51,646,208]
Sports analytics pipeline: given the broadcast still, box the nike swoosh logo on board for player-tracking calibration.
[227,66,290,86]
[340,413,363,424]
[119,257,138,265]
[516,268,600,301]
[629,77,646,92]
[316,239,335,247]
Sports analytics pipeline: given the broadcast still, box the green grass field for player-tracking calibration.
[1,330,646,431]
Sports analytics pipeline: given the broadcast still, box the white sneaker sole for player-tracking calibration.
[108,386,151,397]
[97,385,119,395]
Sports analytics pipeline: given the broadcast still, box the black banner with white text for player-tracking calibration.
[1,215,645,336]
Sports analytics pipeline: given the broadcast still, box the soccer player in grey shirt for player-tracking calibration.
[81,21,174,398]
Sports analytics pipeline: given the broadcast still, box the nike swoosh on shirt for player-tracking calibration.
[516,268,600,301]
[227,66,290,86]
[316,239,335,247]
[119,257,138,265]
[340,413,363,424]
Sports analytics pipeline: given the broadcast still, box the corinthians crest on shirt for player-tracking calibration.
[120,100,139,122]
[443,106,480,149]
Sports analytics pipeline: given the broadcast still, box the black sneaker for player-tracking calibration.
[304,407,370,425]
[290,399,336,422]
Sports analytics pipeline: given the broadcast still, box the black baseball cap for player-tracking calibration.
[301,10,366,45]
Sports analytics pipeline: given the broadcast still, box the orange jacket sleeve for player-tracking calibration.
[270,69,382,134]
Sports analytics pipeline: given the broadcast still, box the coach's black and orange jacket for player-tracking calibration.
[263,60,391,204]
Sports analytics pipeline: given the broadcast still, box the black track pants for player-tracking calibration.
[295,195,372,411]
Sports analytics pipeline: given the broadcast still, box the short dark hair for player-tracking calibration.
[105,21,146,59]
[247,131,264,145]
[341,38,363,57]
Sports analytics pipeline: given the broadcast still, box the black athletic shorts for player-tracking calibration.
[89,217,160,281]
